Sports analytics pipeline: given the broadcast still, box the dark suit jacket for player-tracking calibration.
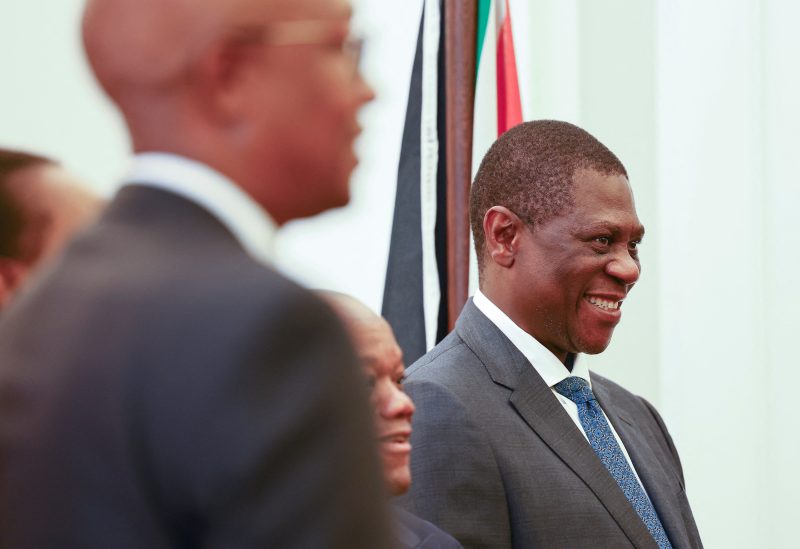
[394,506,463,549]
[399,299,702,549]
[0,185,391,548]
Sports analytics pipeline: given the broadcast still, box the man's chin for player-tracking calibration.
[329,186,351,210]
[386,468,412,496]
[316,171,352,213]
[574,332,614,355]
[288,189,350,221]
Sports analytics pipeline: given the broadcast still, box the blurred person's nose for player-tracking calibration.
[381,382,414,419]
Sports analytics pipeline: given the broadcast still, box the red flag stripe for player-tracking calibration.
[496,0,522,135]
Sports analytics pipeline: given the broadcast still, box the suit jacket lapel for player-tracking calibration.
[455,300,659,549]
[594,381,690,549]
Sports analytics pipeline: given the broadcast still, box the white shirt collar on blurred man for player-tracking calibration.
[122,152,276,265]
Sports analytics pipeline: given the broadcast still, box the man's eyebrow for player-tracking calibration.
[575,221,646,238]
[575,221,619,234]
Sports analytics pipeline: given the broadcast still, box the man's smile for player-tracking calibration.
[584,294,624,311]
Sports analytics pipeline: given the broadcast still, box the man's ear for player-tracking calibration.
[0,257,29,307]
[483,206,524,269]
[191,29,265,122]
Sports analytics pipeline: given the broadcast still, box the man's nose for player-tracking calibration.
[384,385,415,418]
[605,248,640,286]
[356,72,376,105]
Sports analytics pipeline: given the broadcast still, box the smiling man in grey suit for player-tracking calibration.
[400,121,702,549]
[0,0,391,547]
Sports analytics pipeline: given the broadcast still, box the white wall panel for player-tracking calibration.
[656,1,768,545]
[763,1,800,546]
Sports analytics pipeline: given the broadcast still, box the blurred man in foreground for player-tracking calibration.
[0,149,100,309]
[0,0,390,547]
[324,292,463,549]
[400,121,702,548]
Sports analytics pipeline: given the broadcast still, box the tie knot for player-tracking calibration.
[553,376,595,405]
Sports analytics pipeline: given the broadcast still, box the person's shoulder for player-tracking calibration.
[190,262,337,339]
[591,371,657,408]
[590,371,635,396]
[393,507,463,549]
[590,370,672,433]
[405,330,476,380]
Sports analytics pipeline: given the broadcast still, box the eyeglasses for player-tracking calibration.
[242,19,365,77]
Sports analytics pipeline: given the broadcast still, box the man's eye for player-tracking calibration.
[395,375,406,388]
[629,239,641,251]
[594,236,611,246]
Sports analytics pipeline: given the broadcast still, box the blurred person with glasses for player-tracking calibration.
[0,0,391,548]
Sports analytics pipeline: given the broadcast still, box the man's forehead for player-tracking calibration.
[571,169,635,205]
[545,171,643,236]
[263,0,352,20]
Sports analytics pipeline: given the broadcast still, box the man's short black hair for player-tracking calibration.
[469,120,627,273]
[0,149,56,258]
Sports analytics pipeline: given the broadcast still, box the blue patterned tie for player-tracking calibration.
[553,376,672,549]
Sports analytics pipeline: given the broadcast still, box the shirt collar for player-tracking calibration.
[472,289,591,388]
[121,152,277,265]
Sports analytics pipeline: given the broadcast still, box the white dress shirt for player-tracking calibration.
[121,152,277,266]
[472,289,650,496]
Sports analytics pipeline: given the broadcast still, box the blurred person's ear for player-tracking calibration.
[0,257,28,308]
[191,29,267,124]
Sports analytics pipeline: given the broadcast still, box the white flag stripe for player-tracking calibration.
[420,0,441,351]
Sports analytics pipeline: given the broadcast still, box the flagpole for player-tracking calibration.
[444,0,477,330]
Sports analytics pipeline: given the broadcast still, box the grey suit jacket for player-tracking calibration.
[399,299,702,549]
[394,506,464,549]
[0,185,391,548]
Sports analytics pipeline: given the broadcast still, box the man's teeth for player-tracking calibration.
[383,434,408,443]
[586,296,620,310]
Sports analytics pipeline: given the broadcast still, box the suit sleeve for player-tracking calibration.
[399,378,510,549]
[136,288,392,548]
[427,530,467,549]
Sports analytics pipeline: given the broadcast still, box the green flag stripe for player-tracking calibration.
[476,0,491,70]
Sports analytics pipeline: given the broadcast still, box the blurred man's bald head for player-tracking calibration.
[82,0,356,113]
[321,292,404,373]
[322,292,394,359]
[82,0,353,87]
[82,0,372,226]
[83,0,234,100]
